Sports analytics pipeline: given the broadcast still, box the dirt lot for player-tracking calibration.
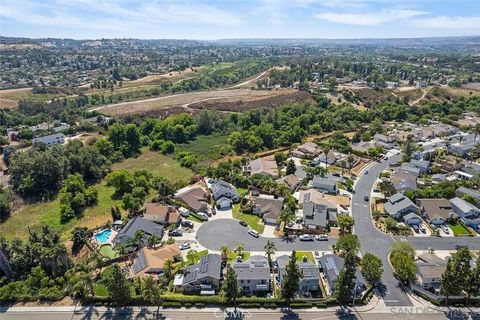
[96,88,309,116]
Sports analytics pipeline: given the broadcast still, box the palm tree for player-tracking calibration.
[163,259,174,280]
[279,208,294,232]
[347,154,355,176]
[235,243,245,258]
[220,245,230,263]
[147,234,161,248]
[264,240,276,269]
[339,160,346,176]
[456,135,465,145]
[133,230,145,250]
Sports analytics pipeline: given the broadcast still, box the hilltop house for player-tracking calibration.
[32,133,65,146]
[291,142,321,159]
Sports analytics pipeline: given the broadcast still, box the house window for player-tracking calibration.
[247,280,250,283]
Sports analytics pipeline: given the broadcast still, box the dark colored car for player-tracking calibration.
[181,220,194,228]
[169,229,183,237]
[239,220,248,227]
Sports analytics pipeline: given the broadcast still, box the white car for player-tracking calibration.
[299,234,314,241]
[179,207,190,217]
[179,242,191,250]
[197,212,209,221]
[442,226,450,234]
[248,229,259,238]
[316,234,329,241]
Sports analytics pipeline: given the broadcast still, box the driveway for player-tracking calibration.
[196,219,336,251]
[262,224,277,238]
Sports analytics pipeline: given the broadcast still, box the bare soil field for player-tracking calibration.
[96,88,307,116]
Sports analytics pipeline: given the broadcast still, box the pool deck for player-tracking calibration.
[92,228,118,247]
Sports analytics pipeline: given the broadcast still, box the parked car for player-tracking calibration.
[455,244,468,250]
[179,242,191,250]
[364,195,369,202]
[412,225,420,233]
[179,207,190,217]
[314,251,320,258]
[181,220,194,228]
[420,225,427,233]
[169,229,183,237]
[316,234,329,241]
[364,170,368,174]
[197,212,209,221]
[299,234,314,241]
[239,220,248,227]
[248,229,259,238]
[442,226,450,234]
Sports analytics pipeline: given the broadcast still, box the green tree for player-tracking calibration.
[221,266,240,310]
[141,276,163,304]
[465,255,480,305]
[286,159,296,175]
[71,227,89,255]
[105,264,131,303]
[360,253,383,285]
[378,180,396,199]
[264,240,276,269]
[337,214,355,234]
[280,251,301,306]
[390,242,416,283]
[440,247,472,305]
[334,234,360,255]
[334,250,359,303]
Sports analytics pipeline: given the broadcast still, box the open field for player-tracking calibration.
[0,148,193,241]
[112,148,194,184]
[96,88,308,116]
[175,134,229,167]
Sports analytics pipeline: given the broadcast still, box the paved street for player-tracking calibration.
[0,306,461,320]
[352,155,480,307]
[196,218,336,251]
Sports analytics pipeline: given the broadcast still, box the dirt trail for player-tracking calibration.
[410,89,427,106]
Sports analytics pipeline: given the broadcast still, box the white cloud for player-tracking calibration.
[0,0,243,30]
[415,16,480,30]
[314,9,426,26]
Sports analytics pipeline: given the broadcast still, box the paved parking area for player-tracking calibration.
[262,224,276,238]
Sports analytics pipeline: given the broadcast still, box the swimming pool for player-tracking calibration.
[95,229,112,244]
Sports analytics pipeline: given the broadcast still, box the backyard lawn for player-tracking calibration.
[448,223,471,236]
[232,205,265,234]
[228,251,251,262]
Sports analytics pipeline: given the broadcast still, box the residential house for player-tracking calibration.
[210,179,240,210]
[398,164,421,177]
[130,244,181,278]
[232,256,270,295]
[456,186,480,205]
[415,253,447,293]
[318,254,366,297]
[244,156,279,179]
[174,186,208,213]
[294,166,308,181]
[402,212,423,226]
[456,166,480,180]
[417,199,455,226]
[449,197,480,227]
[142,203,180,226]
[280,174,301,192]
[302,200,337,231]
[277,255,320,294]
[298,189,350,212]
[252,196,284,225]
[434,156,463,173]
[114,217,164,246]
[373,133,397,150]
[352,141,375,154]
[448,135,477,157]
[391,169,418,192]
[32,133,65,146]
[316,150,338,165]
[408,159,430,174]
[384,193,419,219]
[291,142,321,159]
[180,254,222,294]
[312,176,338,194]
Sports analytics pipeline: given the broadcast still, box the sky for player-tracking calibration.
[0,0,479,40]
